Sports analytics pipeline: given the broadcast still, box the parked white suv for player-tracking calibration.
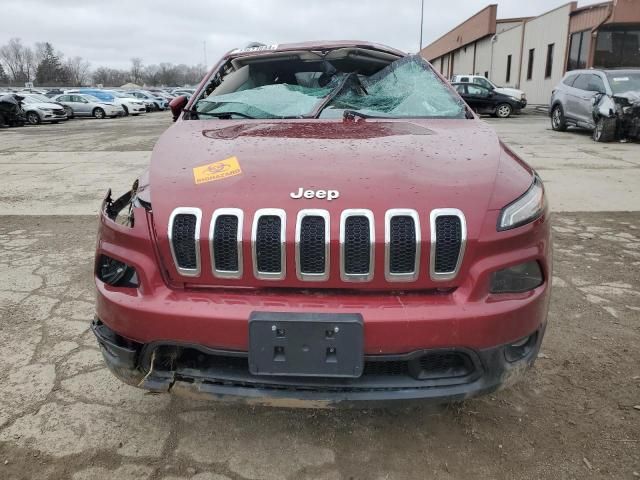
[451,75,527,108]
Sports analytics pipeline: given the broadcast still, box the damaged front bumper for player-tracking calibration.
[92,318,544,408]
[594,93,640,140]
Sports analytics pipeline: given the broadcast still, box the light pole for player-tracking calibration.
[419,0,425,51]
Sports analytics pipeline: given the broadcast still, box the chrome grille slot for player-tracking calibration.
[252,209,286,280]
[385,209,420,282]
[210,208,243,279]
[340,209,375,282]
[430,209,466,281]
[296,210,329,281]
[168,207,202,277]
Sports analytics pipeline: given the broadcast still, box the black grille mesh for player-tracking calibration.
[434,216,462,273]
[171,214,198,270]
[299,216,326,274]
[344,216,371,275]
[417,352,471,379]
[213,215,239,272]
[389,216,417,273]
[256,216,282,273]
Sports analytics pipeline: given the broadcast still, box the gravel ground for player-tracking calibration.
[0,112,638,480]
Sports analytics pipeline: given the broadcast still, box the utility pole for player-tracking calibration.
[419,0,425,51]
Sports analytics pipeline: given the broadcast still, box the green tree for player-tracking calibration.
[35,42,68,85]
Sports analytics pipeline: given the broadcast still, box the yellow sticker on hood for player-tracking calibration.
[193,157,242,184]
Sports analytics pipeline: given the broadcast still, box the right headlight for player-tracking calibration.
[498,176,545,231]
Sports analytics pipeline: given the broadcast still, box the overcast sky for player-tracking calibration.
[2,0,601,69]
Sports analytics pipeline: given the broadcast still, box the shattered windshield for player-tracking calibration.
[606,72,640,95]
[195,55,466,120]
[197,79,340,119]
[320,56,465,118]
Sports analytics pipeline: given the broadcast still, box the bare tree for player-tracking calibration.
[0,38,35,83]
[130,57,143,84]
[65,56,91,86]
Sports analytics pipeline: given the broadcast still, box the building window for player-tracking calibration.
[545,43,554,78]
[527,49,535,80]
[594,26,640,68]
[506,54,512,83]
[567,31,589,70]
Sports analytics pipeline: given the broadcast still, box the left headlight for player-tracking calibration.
[498,176,545,231]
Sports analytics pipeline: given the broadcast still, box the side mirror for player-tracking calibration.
[169,95,188,122]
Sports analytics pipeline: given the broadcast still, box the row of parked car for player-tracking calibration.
[0,87,195,127]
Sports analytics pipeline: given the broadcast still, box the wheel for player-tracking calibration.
[63,106,74,119]
[122,105,129,116]
[495,103,513,118]
[51,121,59,124]
[593,117,616,143]
[153,103,160,111]
[551,104,567,131]
[26,111,41,125]
[93,107,106,119]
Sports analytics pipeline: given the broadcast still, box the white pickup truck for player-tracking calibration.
[451,74,527,108]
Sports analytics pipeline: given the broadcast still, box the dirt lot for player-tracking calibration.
[0,112,639,480]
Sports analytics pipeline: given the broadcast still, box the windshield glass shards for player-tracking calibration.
[319,56,466,119]
[194,53,466,120]
[196,80,340,119]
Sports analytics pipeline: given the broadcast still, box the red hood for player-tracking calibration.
[149,118,532,288]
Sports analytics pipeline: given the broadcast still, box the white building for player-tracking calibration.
[421,1,640,105]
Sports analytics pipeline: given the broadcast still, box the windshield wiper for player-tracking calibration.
[196,111,256,119]
[342,110,384,120]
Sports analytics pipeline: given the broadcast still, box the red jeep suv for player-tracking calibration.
[93,41,551,407]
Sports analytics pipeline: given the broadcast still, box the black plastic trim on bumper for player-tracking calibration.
[92,318,545,407]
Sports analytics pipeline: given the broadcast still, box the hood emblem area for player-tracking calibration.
[290,188,340,201]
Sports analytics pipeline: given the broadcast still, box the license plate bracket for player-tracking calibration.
[248,312,364,378]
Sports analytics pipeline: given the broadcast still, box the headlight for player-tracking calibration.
[498,176,545,231]
[490,261,543,293]
[521,93,526,100]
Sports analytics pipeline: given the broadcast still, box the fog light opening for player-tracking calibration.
[505,332,538,362]
[490,261,543,294]
[97,254,138,288]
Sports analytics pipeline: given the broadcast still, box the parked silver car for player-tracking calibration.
[21,93,67,124]
[52,93,124,119]
[550,69,640,142]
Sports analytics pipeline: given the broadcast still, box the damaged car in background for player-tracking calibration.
[550,69,640,142]
[93,41,551,407]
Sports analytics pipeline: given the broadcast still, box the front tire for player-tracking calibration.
[593,117,616,143]
[551,104,567,131]
[63,106,74,119]
[93,107,106,119]
[495,103,513,118]
[26,111,41,125]
[122,105,129,116]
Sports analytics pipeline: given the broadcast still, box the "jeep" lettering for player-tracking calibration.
[290,188,340,201]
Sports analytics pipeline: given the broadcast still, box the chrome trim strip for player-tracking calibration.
[340,209,375,282]
[384,209,421,282]
[168,207,202,278]
[295,209,330,282]
[210,208,244,279]
[252,208,286,281]
[429,208,467,281]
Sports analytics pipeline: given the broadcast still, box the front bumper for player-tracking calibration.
[92,318,545,407]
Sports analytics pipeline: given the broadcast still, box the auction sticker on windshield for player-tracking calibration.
[193,157,242,184]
